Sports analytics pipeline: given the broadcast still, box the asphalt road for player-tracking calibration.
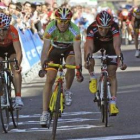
[0,44,140,140]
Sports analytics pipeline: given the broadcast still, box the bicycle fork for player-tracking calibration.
[100,79,111,105]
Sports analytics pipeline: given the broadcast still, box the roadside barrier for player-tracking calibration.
[18,29,43,83]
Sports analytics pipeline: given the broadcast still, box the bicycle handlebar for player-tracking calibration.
[44,63,80,70]
[0,58,19,70]
[38,62,81,78]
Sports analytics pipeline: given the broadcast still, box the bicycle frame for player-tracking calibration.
[49,67,65,114]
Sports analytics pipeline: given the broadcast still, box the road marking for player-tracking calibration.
[9,118,99,126]
[9,124,104,133]
[8,111,101,133]
[68,134,140,140]
[18,111,100,119]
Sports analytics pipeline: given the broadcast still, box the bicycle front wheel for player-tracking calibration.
[8,76,18,128]
[0,84,10,133]
[52,82,61,140]
[101,74,108,127]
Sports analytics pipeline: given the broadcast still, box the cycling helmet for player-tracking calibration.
[55,7,73,20]
[133,6,140,15]
[0,13,11,29]
[96,11,113,28]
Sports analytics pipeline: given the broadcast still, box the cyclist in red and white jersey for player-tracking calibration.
[0,11,23,108]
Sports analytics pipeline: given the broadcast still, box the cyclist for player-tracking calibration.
[118,8,133,42]
[131,5,140,58]
[0,12,24,108]
[84,11,127,115]
[40,7,83,125]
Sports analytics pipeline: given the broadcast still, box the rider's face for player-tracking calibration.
[0,28,8,40]
[57,19,70,32]
[98,27,110,37]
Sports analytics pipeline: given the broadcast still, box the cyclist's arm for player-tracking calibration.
[73,40,82,66]
[113,35,121,56]
[84,39,94,61]
[131,16,135,29]
[41,38,51,68]
[13,41,23,66]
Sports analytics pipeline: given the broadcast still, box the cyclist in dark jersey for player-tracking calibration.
[84,11,127,115]
[0,12,23,108]
[131,5,140,58]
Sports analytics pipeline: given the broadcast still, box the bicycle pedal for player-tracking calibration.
[93,97,98,102]
[109,113,117,117]
[41,124,47,128]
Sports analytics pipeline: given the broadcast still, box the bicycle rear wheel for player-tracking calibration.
[7,75,18,128]
[52,82,61,140]
[0,84,10,133]
[101,74,108,127]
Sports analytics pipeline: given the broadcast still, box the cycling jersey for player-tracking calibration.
[119,9,129,21]
[86,21,120,42]
[86,21,120,65]
[0,25,19,47]
[133,6,140,19]
[43,20,81,49]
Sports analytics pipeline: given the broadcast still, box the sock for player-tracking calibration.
[89,72,96,80]
[42,111,48,115]
[16,93,21,97]
[110,96,117,104]
[16,96,21,100]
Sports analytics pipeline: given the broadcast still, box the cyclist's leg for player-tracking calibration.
[10,53,24,108]
[64,49,75,106]
[43,70,57,112]
[65,55,75,90]
[88,41,101,94]
[107,65,117,98]
[127,20,133,41]
[133,20,140,57]
[105,43,119,115]
[40,47,60,124]
[40,69,57,125]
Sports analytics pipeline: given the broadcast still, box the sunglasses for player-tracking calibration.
[98,26,111,30]
[57,19,70,24]
[0,28,8,31]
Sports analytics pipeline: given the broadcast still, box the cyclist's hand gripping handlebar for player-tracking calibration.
[38,60,47,78]
[76,64,84,82]
[118,53,127,70]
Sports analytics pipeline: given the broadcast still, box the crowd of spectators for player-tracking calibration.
[0,0,97,40]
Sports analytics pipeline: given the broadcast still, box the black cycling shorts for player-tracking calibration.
[134,18,140,29]
[47,46,74,70]
[93,40,117,65]
[0,45,16,59]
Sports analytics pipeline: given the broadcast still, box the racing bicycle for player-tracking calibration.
[87,49,123,127]
[0,53,19,133]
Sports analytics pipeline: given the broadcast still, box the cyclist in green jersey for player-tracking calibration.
[40,7,83,126]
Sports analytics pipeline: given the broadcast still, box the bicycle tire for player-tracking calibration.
[8,74,18,128]
[52,82,61,140]
[124,29,129,45]
[103,74,108,127]
[0,83,10,133]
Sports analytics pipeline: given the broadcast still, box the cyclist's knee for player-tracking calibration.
[46,71,57,84]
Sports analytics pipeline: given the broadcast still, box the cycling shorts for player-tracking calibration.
[93,40,117,65]
[47,46,74,70]
[0,45,16,59]
[134,18,140,33]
